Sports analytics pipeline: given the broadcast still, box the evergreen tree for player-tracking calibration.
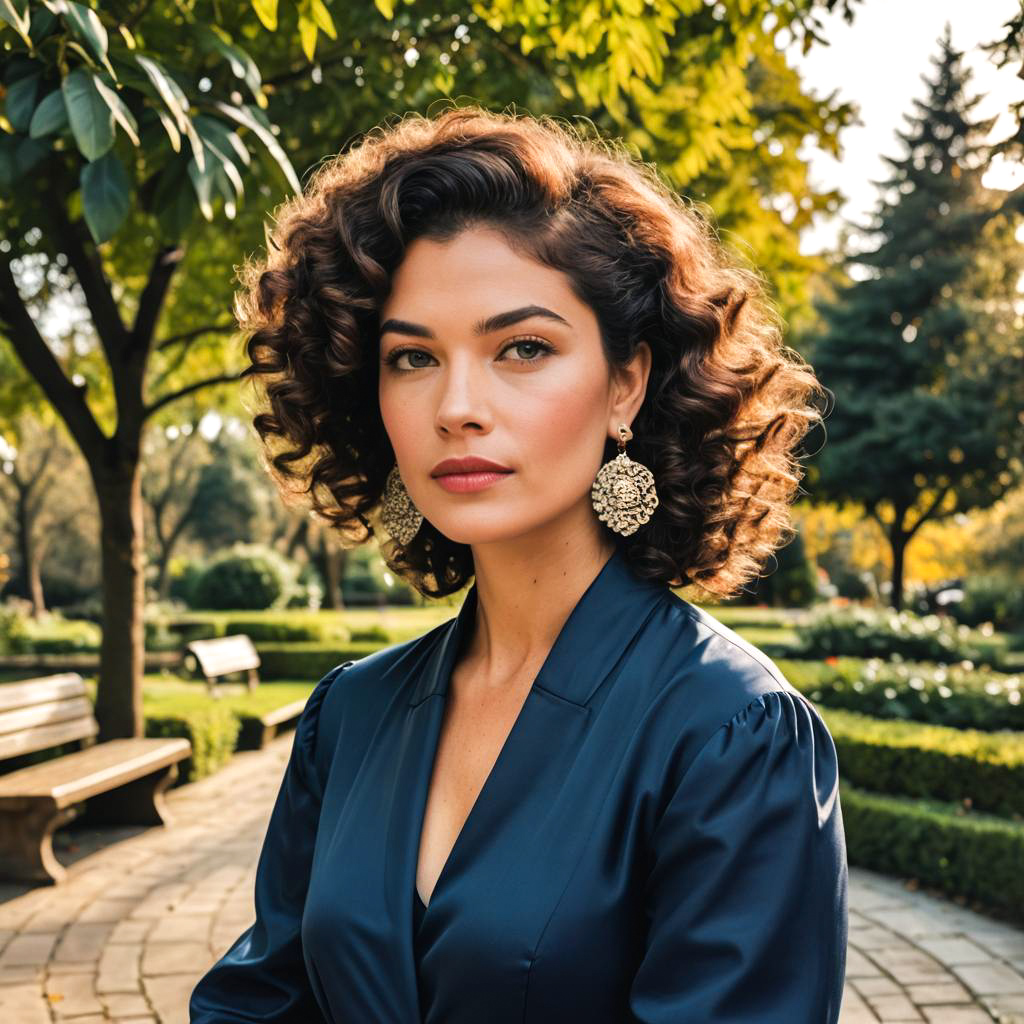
[805,24,1024,611]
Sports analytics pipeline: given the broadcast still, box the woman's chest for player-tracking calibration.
[301,680,662,1023]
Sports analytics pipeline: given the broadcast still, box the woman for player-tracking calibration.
[189,105,847,1023]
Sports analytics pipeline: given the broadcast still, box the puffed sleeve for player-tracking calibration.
[627,689,848,1024]
[189,662,350,1023]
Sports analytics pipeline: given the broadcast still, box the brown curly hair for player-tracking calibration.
[235,103,827,600]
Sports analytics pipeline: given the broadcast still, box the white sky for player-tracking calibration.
[786,0,1024,255]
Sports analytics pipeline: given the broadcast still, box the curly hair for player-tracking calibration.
[235,103,827,601]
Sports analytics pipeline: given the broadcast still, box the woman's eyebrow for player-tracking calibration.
[379,304,571,339]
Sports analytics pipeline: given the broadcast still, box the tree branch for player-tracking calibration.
[130,244,186,359]
[0,251,108,462]
[143,373,240,420]
[157,323,237,351]
[46,198,130,362]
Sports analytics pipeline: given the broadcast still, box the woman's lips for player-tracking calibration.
[433,470,514,493]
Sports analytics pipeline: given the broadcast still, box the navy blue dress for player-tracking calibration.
[189,545,848,1023]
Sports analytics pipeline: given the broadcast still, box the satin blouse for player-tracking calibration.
[189,544,848,1022]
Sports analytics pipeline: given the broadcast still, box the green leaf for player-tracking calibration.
[28,88,68,137]
[93,74,140,146]
[187,151,216,221]
[0,133,48,187]
[62,1,116,79]
[134,54,188,133]
[62,68,114,161]
[153,106,181,153]
[5,70,40,132]
[211,100,301,195]
[251,0,277,31]
[0,0,32,46]
[135,54,203,171]
[81,150,132,243]
[197,27,263,103]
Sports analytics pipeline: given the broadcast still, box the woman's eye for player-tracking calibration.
[383,337,553,372]
[502,338,552,362]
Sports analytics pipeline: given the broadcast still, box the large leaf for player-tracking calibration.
[28,87,68,137]
[211,100,301,195]
[0,0,31,46]
[81,150,132,243]
[61,1,116,79]
[93,73,140,146]
[134,54,204,172]
[0,133,48,187]
[62,68,114,161]
[5,70,40,132]
[197,26,264,107]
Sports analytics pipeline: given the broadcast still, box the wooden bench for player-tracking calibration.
[0,674,191,885]
[238,698,310,750]
[184,635,260,693]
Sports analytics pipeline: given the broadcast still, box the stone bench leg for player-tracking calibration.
[0,800,77,885]
[82,763,180,828]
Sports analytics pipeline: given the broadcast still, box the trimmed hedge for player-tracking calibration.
[778,656,1024,732]
[794,605,982,663]
[255,642,380,681]
[821,706,1024,819]
[840,782,1024,925]
[145,703,241,785]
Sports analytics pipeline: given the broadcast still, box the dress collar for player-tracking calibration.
[408,544,669,709]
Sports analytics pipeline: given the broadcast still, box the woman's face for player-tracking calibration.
[377,223,650,549]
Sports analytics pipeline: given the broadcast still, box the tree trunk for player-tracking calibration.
[93,465,146,741]
[889,531,907,612]
[15,501,45,617]
[320,532,345,610]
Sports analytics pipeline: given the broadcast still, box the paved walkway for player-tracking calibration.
[0,733,1022,1023]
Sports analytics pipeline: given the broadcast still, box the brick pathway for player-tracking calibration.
[0,732,1022,1023]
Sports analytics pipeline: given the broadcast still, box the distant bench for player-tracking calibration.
[184,635,260,693]
[0,674,191,885]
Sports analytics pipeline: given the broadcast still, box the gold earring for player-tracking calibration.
[381,464,423,545]
[591,423,659,536]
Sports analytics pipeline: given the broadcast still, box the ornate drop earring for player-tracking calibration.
[591,423,659,536]
[381,463,423,545]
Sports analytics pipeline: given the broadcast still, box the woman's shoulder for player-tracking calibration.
[643,592,829,753]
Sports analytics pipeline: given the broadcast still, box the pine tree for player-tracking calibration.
[805,24,1024,611]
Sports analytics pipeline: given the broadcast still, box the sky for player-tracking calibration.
[786,0,1024,255]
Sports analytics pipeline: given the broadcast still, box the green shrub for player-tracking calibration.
[223,616,349,644]
[952,575,1024,633]
[822,706,1024,818]
[145,703,240,784]
[256,641,381,680]
[840,782,1024,925]
[795,605,978,662]
[348,624,391,644]
[781,656,1024,732]
[193,545,299,611]
[0,610,102,655]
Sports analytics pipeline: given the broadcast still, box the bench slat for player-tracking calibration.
[186,635,261,678]
[0,697,95,740]
[0,717,98,763]
[0,675,86,714]
[0,737,191,807]
[259,698,309,728]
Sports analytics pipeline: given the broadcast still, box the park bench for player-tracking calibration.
[0,673,191,885]
[184,634,261,693]
[238,698,311,750]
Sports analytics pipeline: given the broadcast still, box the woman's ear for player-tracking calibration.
[610,340,653,429]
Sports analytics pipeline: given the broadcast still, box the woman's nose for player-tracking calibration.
[433,355,493,435]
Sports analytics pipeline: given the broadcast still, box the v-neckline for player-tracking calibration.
[413,612,537,913]
[412,549,620,915]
